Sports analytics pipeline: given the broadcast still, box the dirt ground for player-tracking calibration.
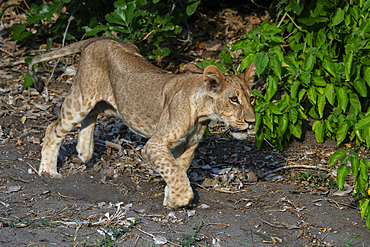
[1,1,370,247]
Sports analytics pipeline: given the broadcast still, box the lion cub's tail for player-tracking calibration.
[28,37,107,93]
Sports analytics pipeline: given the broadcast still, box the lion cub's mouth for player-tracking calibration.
[229,125,255,140]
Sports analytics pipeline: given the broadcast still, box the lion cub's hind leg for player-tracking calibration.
[39,89,94,178]
[76,101,119,163]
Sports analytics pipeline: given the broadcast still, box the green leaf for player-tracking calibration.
[46,37,53,52]
[269,103,282,115]
[264,108,274,131]
[252,89,264,98]
[153,48,171,57]
[349,92,361,114]
[265,75,278,101]
[273,46,284,61]
[186,1,199,16]
[24,56,32,64]
[337,164,350,191]
[106,8,127,26]
[359,199,369,220]
[12,23,32,41]
[254,53,269,77]
[356,114,370,130]
[298,17,328,26]
[332,8,344,26]
[255,129,264,149]
[317,93,326,118]
[316,28,326,49]
[220,50,233,67]
[312,120,325,143]
[344,52,353,81]
[365,67,370,87]
[353,78,367,97]
[291,80,300,99]
[270,56,281,80]
[299,71,311,86]
[337,122,350,145]
[298,88,307,102]
[279,113,289,134]
[323,56,336,77]
[24,71,33,88]
[350,155,359,178]
[289,120,302,139]
[308,86,318,105]
[255,112,262,131]
[289,0,302,15]
[240,55,255,72]
[288,107,298,124]
[325,84,335,105]
[345,14,351,27]
[312,75,326,87]
[360,158,369,185]
[328,149,346,167]
[350,5,360,21]
[84,24,109,36]
[337,87,348,112]
[364,0,370,11]
[360,19,370,35]
[304,53,316,72]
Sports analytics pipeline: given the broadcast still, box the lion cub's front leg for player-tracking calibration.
[142,139,194,209]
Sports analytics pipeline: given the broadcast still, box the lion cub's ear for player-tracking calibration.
[203,65,225,95]
[238,62,256,89]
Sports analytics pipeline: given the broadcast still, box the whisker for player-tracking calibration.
[221,127,232,138]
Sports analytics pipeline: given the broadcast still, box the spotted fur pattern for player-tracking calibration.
[29,38,256,209]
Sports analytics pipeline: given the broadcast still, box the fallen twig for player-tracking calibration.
[262,164,329,178]
[135,227,179,246]
[57,192,76,199]
[312,198,349,210]
[27,163,41,177]
[105,140,122,151]
[258,209,302,229]
[214,188,249,193]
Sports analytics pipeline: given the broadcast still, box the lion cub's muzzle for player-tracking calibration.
[230,121,255,140]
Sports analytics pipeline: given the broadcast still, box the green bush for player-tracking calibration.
[1,0,200,58]
[213,0,370,150]
[329,148,370,229]
[83,0,200,58]
[203,0,370,229]
[1,0,116,42]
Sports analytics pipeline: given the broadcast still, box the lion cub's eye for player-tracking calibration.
[230,96,239,104]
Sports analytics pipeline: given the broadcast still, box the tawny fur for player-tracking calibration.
[29,38,256,209]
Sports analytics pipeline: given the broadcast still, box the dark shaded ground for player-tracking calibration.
[1,1,370,246]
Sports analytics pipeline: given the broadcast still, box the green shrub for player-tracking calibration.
[205,0,370,229]
[329,148,370,229]
[83,0,200,58]
[213,0,370,150]
[1,0,200,58]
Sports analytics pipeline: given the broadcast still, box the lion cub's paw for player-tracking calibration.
[38,164,62,178]
[163,185,194,209]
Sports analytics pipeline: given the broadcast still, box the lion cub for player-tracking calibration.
[29,38,256,209]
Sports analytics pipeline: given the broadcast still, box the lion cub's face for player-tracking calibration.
[203,64,256,140]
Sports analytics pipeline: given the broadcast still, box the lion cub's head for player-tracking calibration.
[203,63,256,140]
